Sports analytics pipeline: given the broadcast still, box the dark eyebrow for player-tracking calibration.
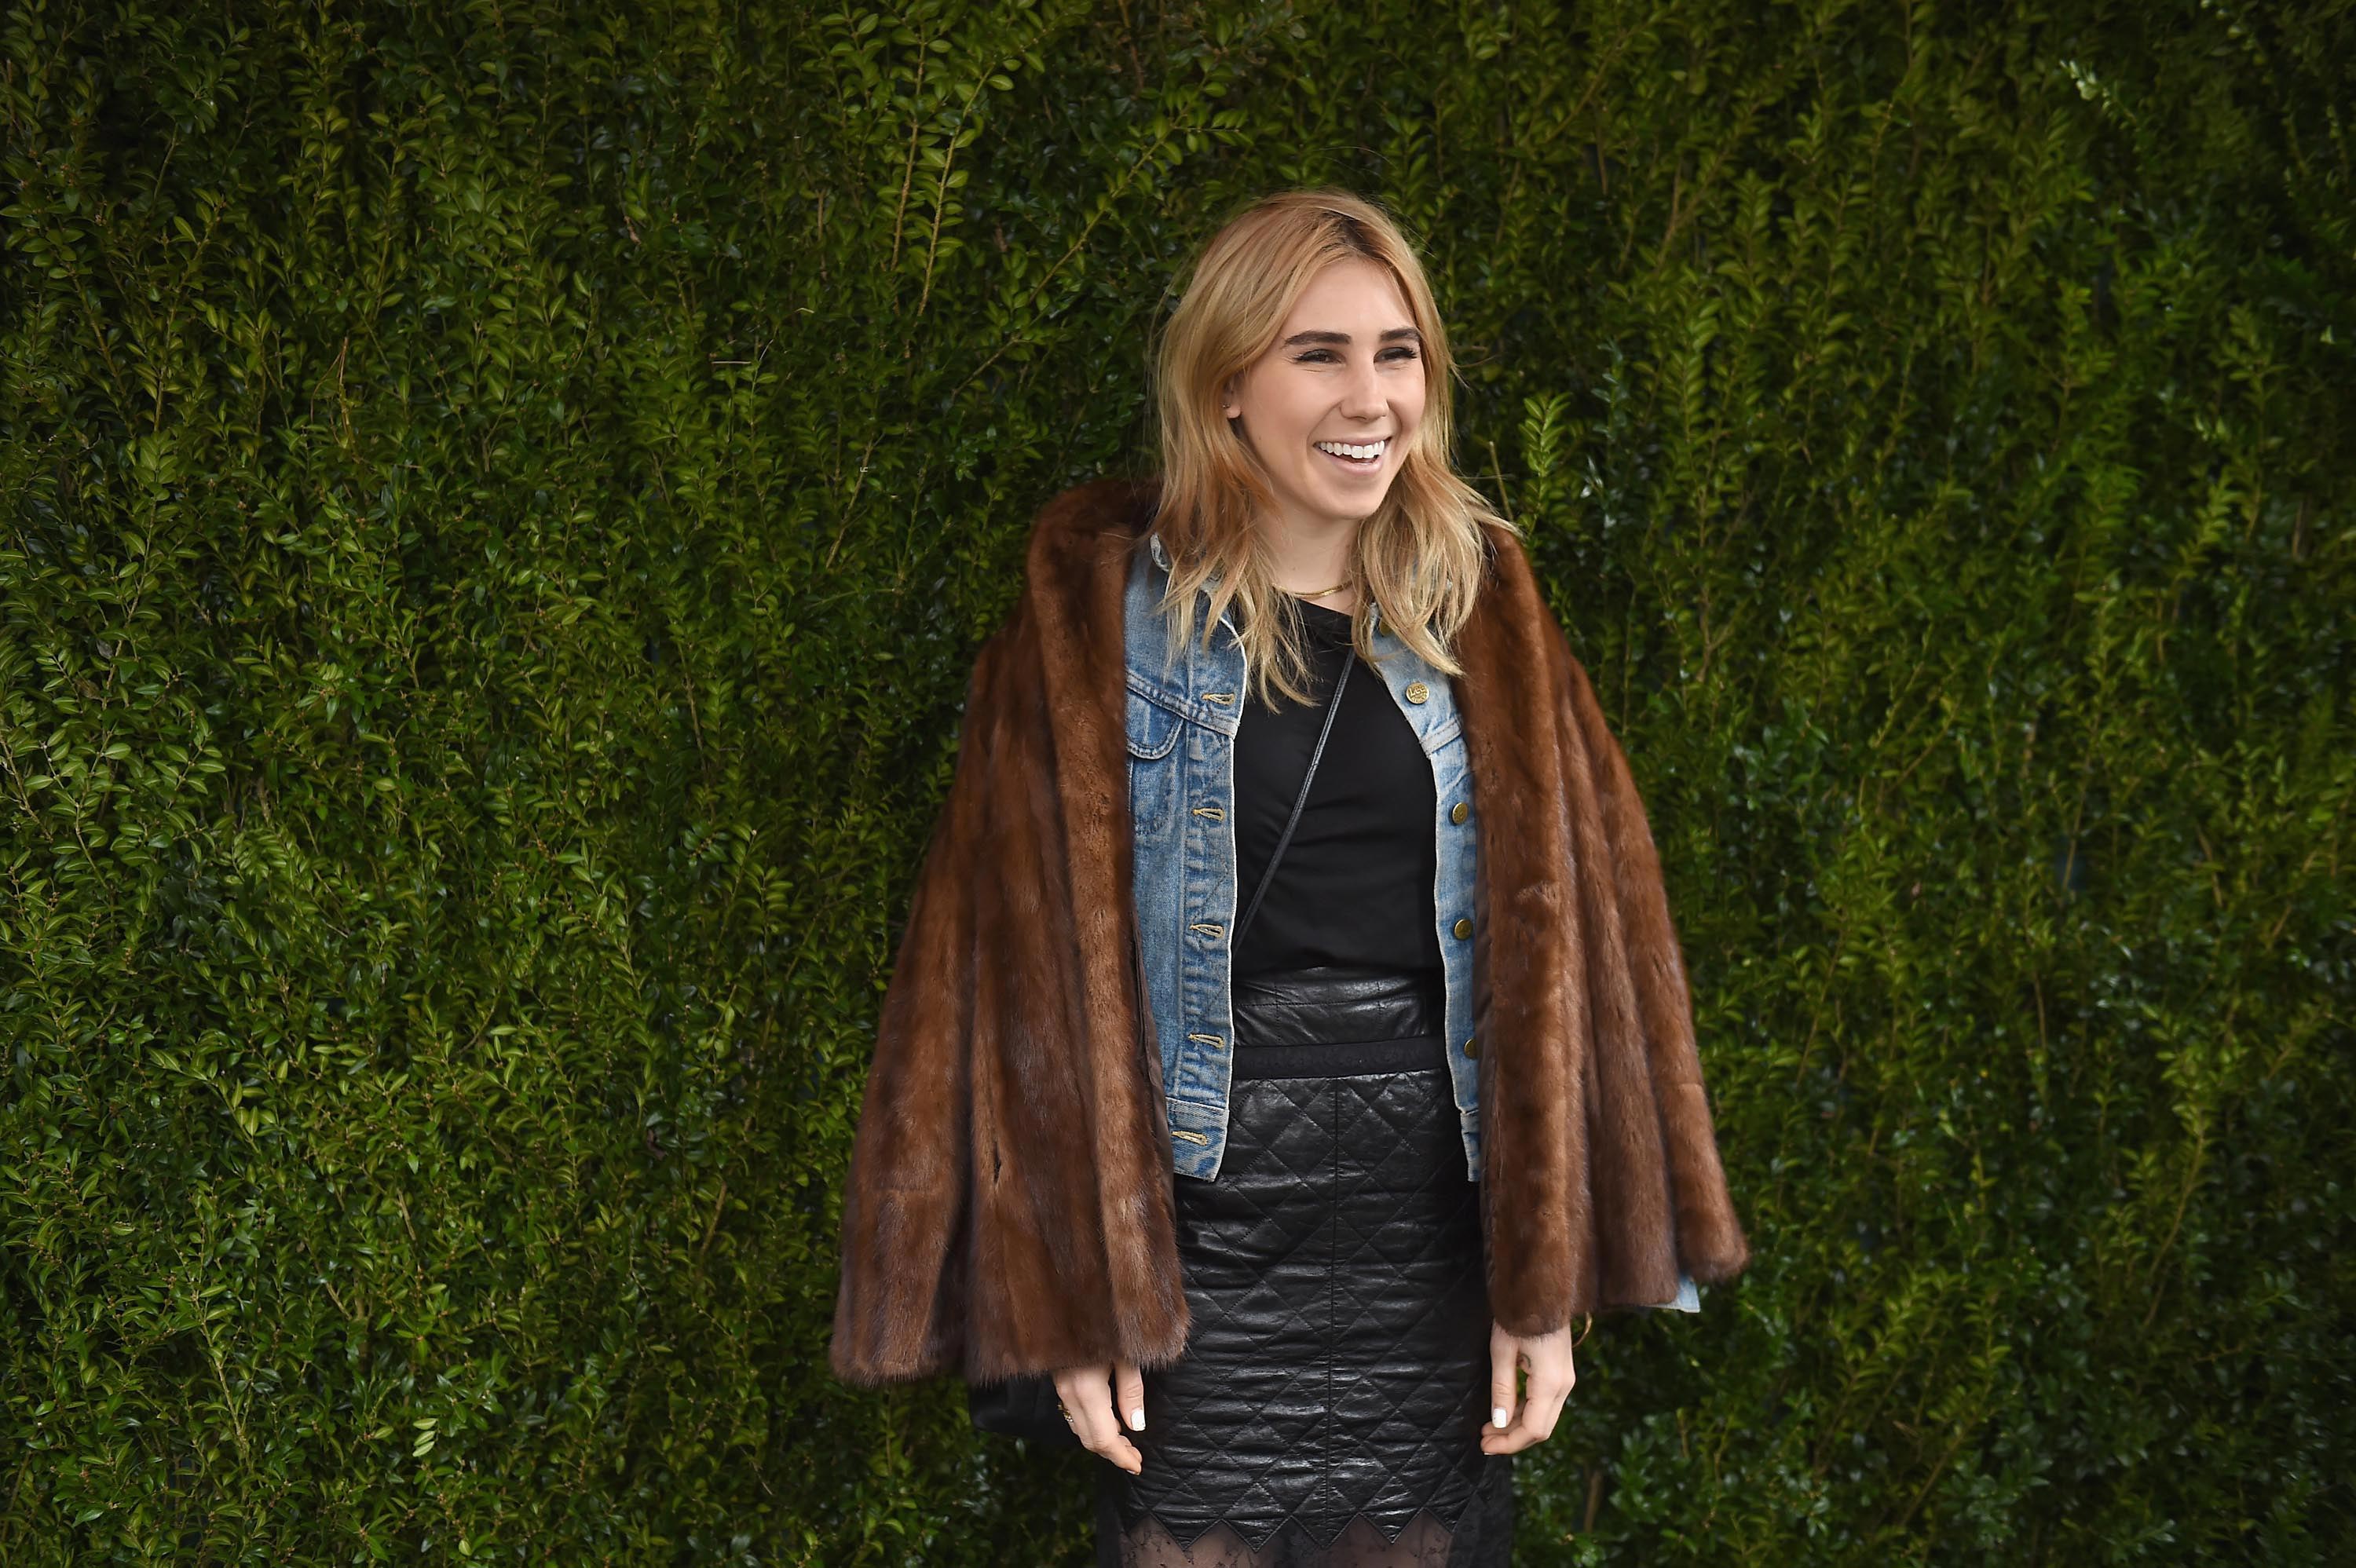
[1280,327,1424,348]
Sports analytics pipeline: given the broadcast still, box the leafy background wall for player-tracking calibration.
[2,1,2348,1562]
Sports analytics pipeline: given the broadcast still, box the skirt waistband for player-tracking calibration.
[1229,964,1449,1080]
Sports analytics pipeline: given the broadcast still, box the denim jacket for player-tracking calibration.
[1124,528,1483,1179]
[1123,531,1700,1314]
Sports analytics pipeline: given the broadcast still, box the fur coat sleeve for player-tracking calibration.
[1454,524,1751,1330]
[1560,646,1751,1300]
[821,627,998,1385]
[829,491,1193,1389]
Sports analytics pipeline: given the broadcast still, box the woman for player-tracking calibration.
[830,191,1751,1566]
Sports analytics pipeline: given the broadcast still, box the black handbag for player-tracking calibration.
[967,1370,1083,1447]
[965,628,1353,1446]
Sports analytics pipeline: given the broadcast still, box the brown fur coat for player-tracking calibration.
[829,478,1751,1387]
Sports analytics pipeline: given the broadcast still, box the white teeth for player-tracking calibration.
[1316,440,1387,462]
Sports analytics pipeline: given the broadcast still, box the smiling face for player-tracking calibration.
[1220,255,1428,532]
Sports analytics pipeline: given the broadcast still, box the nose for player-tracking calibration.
[1337,357,1386,422]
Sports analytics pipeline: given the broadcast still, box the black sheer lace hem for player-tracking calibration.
[1095,1457,1513,1568]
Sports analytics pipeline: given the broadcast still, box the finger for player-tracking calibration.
[1481,1368,1575,1453]
[1070,1365,1120,1447]
[1479,1396,1536,1455]
[1092,1427,1144,1472]
[1115,1362,1147,1434]
[1522,1345,1574,1433]
[1480,1421,1538,1455]
[1519,1374,1569,1441]
[1057,1365,1142,1473]
[1487,1321,1520,1435]
[1480,1394,1557,1454]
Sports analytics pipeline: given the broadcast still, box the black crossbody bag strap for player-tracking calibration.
[1232,646,1352,948]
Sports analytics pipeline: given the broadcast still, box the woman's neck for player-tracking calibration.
[1258,512,1360,616]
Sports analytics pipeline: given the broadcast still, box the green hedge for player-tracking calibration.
[3,1,2349,1561]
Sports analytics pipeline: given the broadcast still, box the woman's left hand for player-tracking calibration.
[1480,1319,1577,1454]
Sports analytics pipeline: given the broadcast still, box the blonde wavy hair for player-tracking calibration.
[1145,188,1514,708]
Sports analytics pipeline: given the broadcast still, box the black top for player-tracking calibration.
[1231,598,1446,980]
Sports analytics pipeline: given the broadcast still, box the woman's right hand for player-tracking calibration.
[1052,1361,1146,1473]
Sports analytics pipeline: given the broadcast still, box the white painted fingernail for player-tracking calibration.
[1493,1407,1511,1428]
[1128,1408,1146,1431]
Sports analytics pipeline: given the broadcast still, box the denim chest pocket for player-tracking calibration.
[1125,687,1185,830]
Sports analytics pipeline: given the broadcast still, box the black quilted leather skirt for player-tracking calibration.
[1094,964,1515,1567]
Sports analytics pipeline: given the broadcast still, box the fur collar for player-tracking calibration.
[831,477,1750,1386]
